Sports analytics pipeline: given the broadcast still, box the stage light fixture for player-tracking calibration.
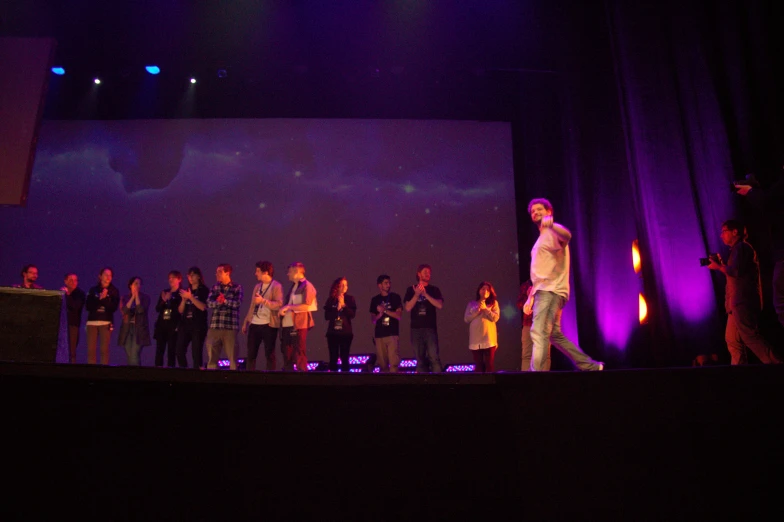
[217,68,227,78]
[639,293,648,324]
[93,78,101,85]
[399,359,417,369]
[51,67,65,75]
[444,364,476,373]
[190,78,197,84]
[145,65,160,75]
[632,239,642,275]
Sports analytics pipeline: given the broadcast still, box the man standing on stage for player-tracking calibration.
[242,261,284,371]
[370,274,403,373]
[522,198,603,371]
[14,265,44,289]
[61,273,85,363]
[707,220,781,364]
[279,262,317,372]
[404,264,444,373]
[205,264,243,370]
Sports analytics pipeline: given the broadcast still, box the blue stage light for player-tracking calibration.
[145,65,161,75]
[51,67,65,75]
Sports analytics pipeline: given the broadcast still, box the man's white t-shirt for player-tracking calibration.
[530,227,570,300]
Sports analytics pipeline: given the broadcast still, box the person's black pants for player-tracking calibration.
[247,324,279,371]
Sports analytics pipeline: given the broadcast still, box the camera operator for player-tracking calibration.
[734,166,784,329]
[706,220,781,365]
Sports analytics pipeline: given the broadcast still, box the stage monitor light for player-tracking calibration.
[217,358,247,370]
[145,65,160,75]
[399,358,417,369]
[444,364,476,373]
[93,78,101,85]
[51,67,65,75]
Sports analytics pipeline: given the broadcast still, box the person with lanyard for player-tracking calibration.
[85,267,120,365]
[13,264,44,289]
[205,263,243,370]
[279,262,317,372]
[324,277,357,373]
[176,267,209,369]
[153,271,183,368]
[242,261,283,371]
[118,276,151,366]
[369,274,403,373]
[403,264,444,373]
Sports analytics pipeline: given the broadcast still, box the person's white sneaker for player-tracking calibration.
[597,362,604,371]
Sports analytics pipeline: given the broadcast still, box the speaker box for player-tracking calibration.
[0,287,67,363]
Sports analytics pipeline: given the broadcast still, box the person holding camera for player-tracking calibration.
[707,220,781,365]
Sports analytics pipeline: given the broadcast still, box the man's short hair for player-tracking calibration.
[287,262,306,275]
[168,270,183,280]
[64,272,77,280]
[527,198,553,214]
[722,219,747,239]
[255,261,274,277]
[217,263,233,275]
[416,264,432,281]
[21,264,37,276]
[377,274,390,285]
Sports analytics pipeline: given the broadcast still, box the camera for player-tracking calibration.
[730,173,759,193]
[699,253,720,266]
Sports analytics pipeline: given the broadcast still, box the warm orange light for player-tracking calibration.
[632,239,642,275]
[639,293,648,324]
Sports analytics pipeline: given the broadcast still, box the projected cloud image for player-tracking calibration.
[0,119,520,369]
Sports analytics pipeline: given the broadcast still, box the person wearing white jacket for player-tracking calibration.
[464,281,500,372]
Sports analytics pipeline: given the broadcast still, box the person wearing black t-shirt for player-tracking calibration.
[403,264,443,373]
[85,267,120,365]
[61,273,85,363]
[176,267,210,369]
[154,270,183,367]
[324,277,357,372]
[369,274,403,372]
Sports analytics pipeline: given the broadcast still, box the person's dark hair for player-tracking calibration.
[329,277,347,300]
[287,262,306,275]
[475,281,497,307]
[722,219,747,239]
[168,270,182,280]
[127,276,142,290]
[255,261,274,278]
[527,198,553,214]
[64,272,77,280]
[517,280,533,304]
[187,266,203,285]
[97,267,113,284]
[377,274,390,285]
[416,264,432,281]
[217,263,232,275]
[21,264,37,276]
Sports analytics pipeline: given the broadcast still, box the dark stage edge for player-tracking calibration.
[3,362,783,521]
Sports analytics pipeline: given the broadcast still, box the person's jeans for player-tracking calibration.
[472,347,496,372]
[327,334,353,372]
[281,327,309,372]
[68,325,80,364]
[247,324,279,371]
[205,329,238,370]
[375,336,400,372]
[155,326,178,367]
[521,324,551,371]
[725,306,782,365]
[411,328,442,373]
[175,323,205,369]
[123,327,142,366]
[86,324,111,365]
[530,291,601,371]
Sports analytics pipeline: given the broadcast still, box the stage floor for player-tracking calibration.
[3,362,783,520]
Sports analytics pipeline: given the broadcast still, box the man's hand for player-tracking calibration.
[60,286,69,294]
[253,294,265,305]
[735,184,752,196]
[179,288,192,301]
[377,304,386,313]
[216,293,226,305]
[523,295,534,316]
[413,284,423,296]
[279,305,290,316]
[541,215,554,228]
